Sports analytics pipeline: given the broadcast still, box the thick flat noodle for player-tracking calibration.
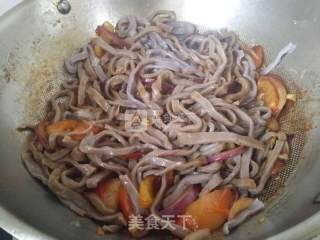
[191,91,236,126]
[65,47,89,74]
[87,45,107,82]
[261,42,296,75]
[176,132,265,150]
[168,21,196,40]
[44,148,70,161]
[86,171,111,188]
[77,63,89,106]
[200,173,223,196]
[22,151,48,185]
[163,174,210,208]
[86,87,110,112]
[150,175,191,238]
[223,199,264,235]
[48,167,126,225]
[87,192,116,214]
[250,132,286,195]
[119,174,144,215]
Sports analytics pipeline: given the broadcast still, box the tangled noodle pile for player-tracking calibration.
[21,10,296,239]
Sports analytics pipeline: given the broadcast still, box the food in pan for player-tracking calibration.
[21,10,296,239]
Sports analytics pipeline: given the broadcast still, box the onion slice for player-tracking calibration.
[160,185,200,216]
[207,146,246,163]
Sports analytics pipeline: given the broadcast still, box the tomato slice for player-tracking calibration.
[139,176,156,209]
[180,188,235,231]
[95,178,121,211]
[257,74,288,117]
[46,120,103,141]
[119,184,134,220]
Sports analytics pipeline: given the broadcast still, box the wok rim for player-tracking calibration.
[0,1,319,240]
[1,205,320,240]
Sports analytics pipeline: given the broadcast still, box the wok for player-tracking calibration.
[0,0,320,239]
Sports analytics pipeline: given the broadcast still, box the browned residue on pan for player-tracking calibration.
[4,22,91,123]
[2,67,11,83]
[260,76,308,202]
